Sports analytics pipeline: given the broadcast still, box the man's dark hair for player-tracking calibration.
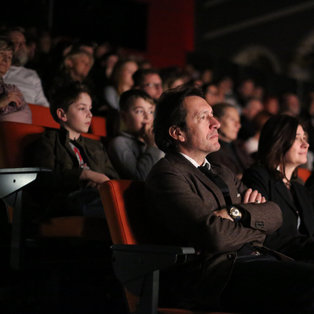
[132,68,160,87]
[154,86,204,153]
[120,89,155,112]
[258,114,301,179]
[50,82,91,123]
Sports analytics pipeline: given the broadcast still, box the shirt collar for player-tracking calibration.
[179,153,211,170]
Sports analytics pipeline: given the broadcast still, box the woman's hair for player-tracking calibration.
[212,102,236,119]
[110,58,137,88]
[257,114,301,178]
[50,81,91,122]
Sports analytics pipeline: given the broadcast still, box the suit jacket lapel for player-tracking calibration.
[167,153,227,207]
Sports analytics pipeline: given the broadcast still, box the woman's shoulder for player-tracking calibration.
[244,163,273,180]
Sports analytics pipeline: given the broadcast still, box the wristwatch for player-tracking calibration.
[228,206,242,222]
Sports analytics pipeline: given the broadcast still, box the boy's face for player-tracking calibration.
[122,97,155,135]
[60,92,92,140]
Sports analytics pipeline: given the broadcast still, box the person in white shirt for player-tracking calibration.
[2,27,49,107]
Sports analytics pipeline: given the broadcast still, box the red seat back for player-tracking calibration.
[0,121,45,168]
[98,180,138,245]
[28,104,60,129]
[90,116,107,137]
[297,167,311,183]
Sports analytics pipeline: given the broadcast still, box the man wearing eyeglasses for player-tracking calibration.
[133,68,163,100]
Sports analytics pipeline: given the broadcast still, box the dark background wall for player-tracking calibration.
[2,0,148,50]
[3,0,314,91]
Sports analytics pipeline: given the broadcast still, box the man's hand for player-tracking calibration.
[0,91,23,109]
[243,188,266,204]
[213,209,234,221]
[80,169,110,188]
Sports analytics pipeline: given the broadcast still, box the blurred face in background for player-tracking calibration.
[141,73,163,100]
[0,49,13,76]
[120,61,138,88]
[204,84,221,106]
[244,99,263,120]
[66,52,93,81]
[264,97,279,115]
[218,106,241,142]
[9,31,28,66]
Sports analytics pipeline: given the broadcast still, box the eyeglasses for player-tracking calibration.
[142,83,162,89]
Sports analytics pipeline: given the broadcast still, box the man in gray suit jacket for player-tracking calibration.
[146,86,314,313]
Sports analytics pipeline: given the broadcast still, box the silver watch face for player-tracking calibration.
[230,206,242,219]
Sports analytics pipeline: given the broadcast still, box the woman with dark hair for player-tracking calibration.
[207,102,253,179]
[242,114,314,260]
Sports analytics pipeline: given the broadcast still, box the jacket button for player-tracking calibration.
[237,193,241,198]
[227,254,234,260]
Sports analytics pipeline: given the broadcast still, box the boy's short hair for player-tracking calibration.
[50,82,91,123]
[119,89,156,112]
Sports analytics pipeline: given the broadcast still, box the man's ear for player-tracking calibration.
[56,108,67,122]
[169,126,186,142]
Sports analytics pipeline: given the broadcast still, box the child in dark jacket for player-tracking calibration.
[25,82,119,219]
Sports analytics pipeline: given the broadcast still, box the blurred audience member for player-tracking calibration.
[200,68,213,85]
[280,92,301,116]
[0,37,31,123]
[238,97,263,141]
[207,103,253,178]
[217,76,238,107]
[104,58,138,110]
[2,27,49,107]
[244,110,272,157]
[132,68,163,100]
[253,85,264,100]
[264,96,280,115]
[202,83,223,106]
[163,72,185,90]
[237,78,255,107]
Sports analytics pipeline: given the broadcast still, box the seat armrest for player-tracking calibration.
[111,244,196,284]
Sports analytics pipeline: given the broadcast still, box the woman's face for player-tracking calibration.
[0,49,13,76]
[284,125,309,168]
[120,61,138,87]
[218,107,241,142]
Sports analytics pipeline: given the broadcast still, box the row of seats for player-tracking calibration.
[28,104,107,137]
[0,118,233,313]
[0,120,109,269]
[0,115,310,313]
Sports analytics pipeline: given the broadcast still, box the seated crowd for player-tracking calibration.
[3,25,314,313]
